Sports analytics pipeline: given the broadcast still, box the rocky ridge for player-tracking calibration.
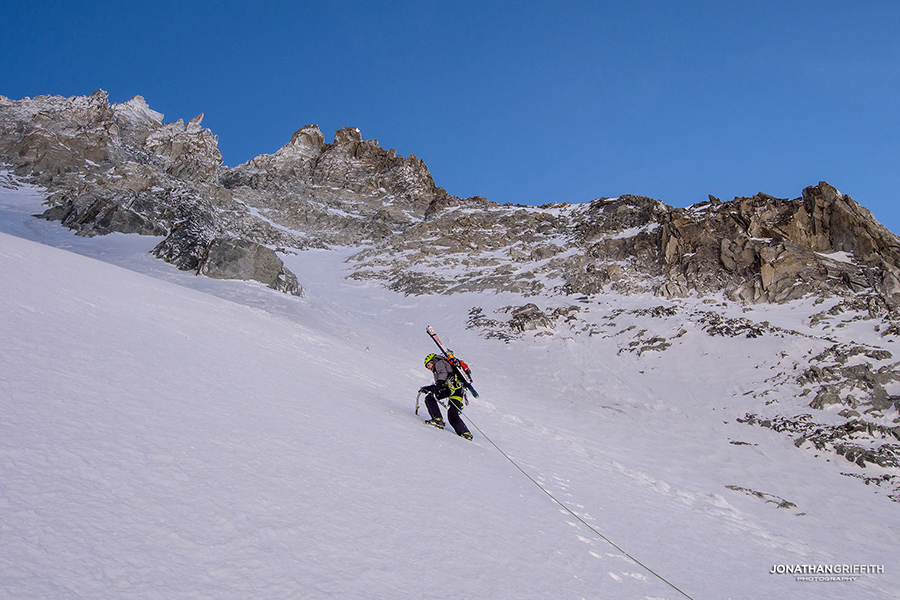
[3,91,899,311]
[0,92,456,294]
[350,187,900,313]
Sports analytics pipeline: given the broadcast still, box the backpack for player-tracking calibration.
[451,357,472,379]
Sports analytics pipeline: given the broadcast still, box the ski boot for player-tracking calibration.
[460,432,473,441]
[424,418,445,430]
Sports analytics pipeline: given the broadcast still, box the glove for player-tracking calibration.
[419,385,434,394]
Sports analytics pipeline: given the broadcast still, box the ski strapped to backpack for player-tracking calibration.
[425,325,479,398]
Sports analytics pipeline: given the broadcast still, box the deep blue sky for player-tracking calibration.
[3,1,899,233]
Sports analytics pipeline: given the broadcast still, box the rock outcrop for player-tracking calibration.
[349,187,900,313]
[220,124,447,245]
[656,185,900,307]
[199,237,299,293]
[0,91,304,295]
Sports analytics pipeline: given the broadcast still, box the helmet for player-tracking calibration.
[424,353,437,366]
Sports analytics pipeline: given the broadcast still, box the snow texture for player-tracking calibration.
[1,177,898,599]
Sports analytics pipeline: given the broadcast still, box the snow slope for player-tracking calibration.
[2,179,898,599]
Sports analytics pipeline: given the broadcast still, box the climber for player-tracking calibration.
[419,353,473,440]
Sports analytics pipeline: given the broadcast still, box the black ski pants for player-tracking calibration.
[424,387,470,436]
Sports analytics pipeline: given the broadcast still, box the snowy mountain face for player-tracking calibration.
[2,92,900,598]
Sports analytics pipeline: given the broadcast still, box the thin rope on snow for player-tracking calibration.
[459,410,694,600]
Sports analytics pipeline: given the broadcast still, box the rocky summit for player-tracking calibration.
[4,91,900,499]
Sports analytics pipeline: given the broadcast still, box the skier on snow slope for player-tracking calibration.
[420,352,473,440]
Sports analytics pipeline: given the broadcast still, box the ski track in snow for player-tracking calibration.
[2,177,899,599]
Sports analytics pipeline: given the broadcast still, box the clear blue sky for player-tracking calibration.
[3,1,899,233]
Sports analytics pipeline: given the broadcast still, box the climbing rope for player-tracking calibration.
[459,410,694,600]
